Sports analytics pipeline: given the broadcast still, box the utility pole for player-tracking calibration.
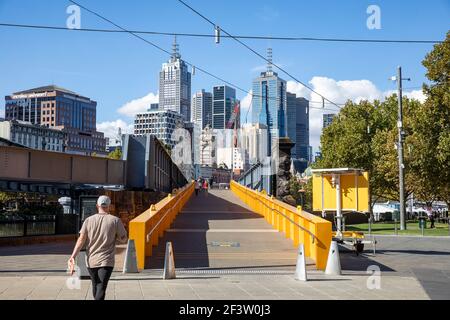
[393,66,410,230]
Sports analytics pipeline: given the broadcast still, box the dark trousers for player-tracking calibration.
[195,189,199,196]
[87,267,113,300]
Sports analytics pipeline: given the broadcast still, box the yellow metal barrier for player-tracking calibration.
[231,181,332,270]
[129,182,195,269]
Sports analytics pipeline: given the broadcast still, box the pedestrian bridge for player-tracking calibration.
[129,181,332,272]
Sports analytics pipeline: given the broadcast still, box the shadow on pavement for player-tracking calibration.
[146,190,272,270]
[374,250,450,256]
[338,245,395,272]
[0,241,75,257]
[177,264,299,271]
[111,276,222,281]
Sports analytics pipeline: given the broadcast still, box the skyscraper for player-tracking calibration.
[212,85,238,129]
[134,109,183,149]
[323,113,336,129]
[251,49,287,152]
[287,92,310,173]
[286,92,310,160]
[4,85,107,155]
[191,90,212,129]
[159,37,191,121]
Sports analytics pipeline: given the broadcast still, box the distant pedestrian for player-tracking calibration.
[195,180,201,196]
[427,209,435,229]
[68,195,128,300]
[430,212,436,229]
[203,179,209,194]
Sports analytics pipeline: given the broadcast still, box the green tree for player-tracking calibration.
[0,192,14,212]
[317,31,450,207]
[108,148,123,160]
[410,31,450,205]
[317,95,420,206]
[289,177,313,211]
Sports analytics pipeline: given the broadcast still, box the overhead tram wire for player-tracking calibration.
[0,23,443,44]
[66,0,248,97]
[0,22,427,106]
[176,0,343,110]
[66,1,342,113]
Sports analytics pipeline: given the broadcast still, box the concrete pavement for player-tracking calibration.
[0,271,430,300]
[0,189,449,300]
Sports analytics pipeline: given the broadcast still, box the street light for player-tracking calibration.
[390,66,411,231]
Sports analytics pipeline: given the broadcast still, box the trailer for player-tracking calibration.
[312,168,376,255]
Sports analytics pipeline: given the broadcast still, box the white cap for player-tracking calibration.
[97,195,111,207]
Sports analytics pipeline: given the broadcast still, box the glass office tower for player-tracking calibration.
[212,85,238,130]
[251,52,287,153]
[192,89,213,129]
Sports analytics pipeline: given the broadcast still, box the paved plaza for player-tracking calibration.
[0,190,449,300]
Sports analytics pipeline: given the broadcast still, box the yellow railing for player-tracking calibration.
[129,182,195,269]
[231,181,332,270]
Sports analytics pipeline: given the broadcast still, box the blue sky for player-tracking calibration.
[0,0,449,149]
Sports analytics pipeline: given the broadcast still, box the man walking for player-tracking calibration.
[68,195,128,300]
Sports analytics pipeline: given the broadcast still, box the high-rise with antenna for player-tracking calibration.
[171,35,181,61]
[266,48,273,74]
[251,48,287,149]
[159,36,191,121]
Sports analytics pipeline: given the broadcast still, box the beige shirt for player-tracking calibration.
[80,213,128,268]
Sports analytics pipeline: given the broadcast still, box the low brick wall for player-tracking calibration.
[0,234,77,247]
[0,190,167,247]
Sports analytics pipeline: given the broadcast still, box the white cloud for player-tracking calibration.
[240,91,253,123]
[287,81,310,99]
[383,89,426,103]
[97,119,133,146]
[117,92,158,117]
[404,89,426,102]
[308,77,382,104]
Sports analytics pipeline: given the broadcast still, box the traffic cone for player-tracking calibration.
[294,243,307,281]
[163,242,176,279]
[123,239,139,274]
[325,241,342,275]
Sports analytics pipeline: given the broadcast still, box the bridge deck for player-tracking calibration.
[145,189,315,271]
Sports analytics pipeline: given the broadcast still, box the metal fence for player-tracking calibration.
[0,214,78,238]
[237,162,275,195]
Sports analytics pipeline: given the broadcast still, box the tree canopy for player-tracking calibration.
[316,31,450,206]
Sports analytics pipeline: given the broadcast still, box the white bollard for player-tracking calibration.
[123,239,139,274]
[294,243,307,281]
[163,242,176,280]
[325,241,342,275]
